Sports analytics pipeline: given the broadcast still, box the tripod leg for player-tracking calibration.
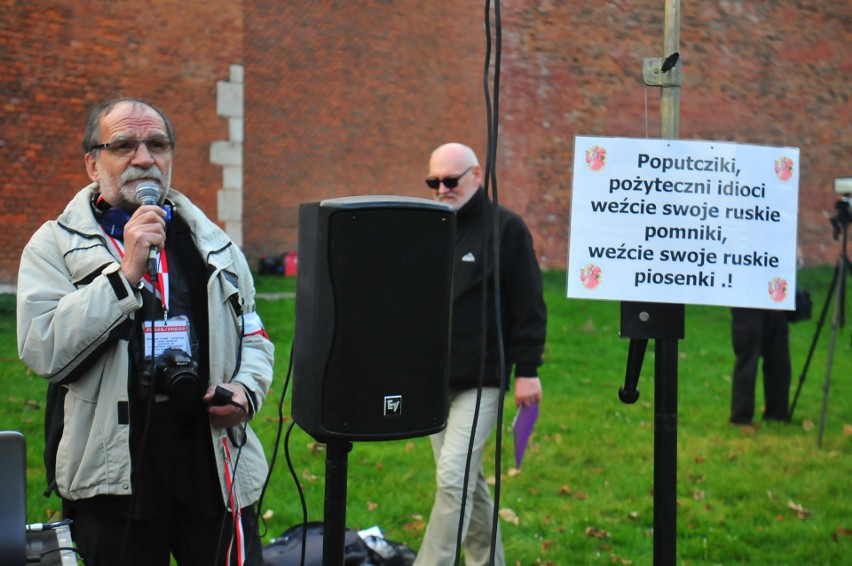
[788,262,838,421]
[841,256,851,332]
[817,255,848,447]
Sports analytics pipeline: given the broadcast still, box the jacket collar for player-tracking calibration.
[58,184,232,264]
[57,183,106,238]
[457,186,487,220]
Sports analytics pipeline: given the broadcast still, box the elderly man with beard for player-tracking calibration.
[17,98,274,566]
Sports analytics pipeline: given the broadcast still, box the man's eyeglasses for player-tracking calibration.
[90,137,172,157]
[425,166,473,190]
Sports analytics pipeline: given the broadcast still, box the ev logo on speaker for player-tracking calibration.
[384,395,402,417]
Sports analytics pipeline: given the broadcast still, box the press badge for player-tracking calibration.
[143,315,191,358]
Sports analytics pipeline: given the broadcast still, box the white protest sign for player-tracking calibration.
[567,136,800,309]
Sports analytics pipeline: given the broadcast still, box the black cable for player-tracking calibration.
[453,294,487,566]
[253,339,312,566]
[281,344,310,566]
[284,420,310,566]
[255,340,295,528]
[487,3,507,564]
[28,546,90,565]
[452,2,503,564]
[451,3,496,562]
[25,520,90,565]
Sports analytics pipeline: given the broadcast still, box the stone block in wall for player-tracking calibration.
[218,188,243,221]
[226,221,243,248]
[229,117,244,143]
[217,81,243,119]
[229,64,244,84]
[210,140,242,166]
[222,165,243,190]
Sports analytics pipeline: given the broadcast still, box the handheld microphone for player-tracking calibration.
[135,182,162,279]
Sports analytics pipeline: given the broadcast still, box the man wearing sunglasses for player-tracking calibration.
[17,98,274,565]
[416,143,547,566]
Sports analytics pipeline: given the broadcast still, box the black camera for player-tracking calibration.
[142,348,201,403]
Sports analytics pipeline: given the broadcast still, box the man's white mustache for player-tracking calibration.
[122,167,163,184]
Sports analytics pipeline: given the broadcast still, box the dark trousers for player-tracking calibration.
[63,401,264,566]
[65,500,263,566]
[730,308,792,423]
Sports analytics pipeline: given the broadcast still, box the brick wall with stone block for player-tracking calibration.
[2,1,848,288]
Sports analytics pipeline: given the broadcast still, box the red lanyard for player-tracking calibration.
[106,234,170,316]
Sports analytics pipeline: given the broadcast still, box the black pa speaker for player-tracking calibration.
[292,195,456,442]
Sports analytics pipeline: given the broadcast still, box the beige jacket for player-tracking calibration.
[17,184,274,506]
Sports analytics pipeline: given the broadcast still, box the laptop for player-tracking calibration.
[0,430,26,565]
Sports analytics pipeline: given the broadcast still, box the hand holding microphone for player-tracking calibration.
[134,182,165,280]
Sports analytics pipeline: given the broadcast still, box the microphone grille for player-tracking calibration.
[135,182,161,206]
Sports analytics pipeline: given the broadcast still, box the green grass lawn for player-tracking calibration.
[2,266,849,565]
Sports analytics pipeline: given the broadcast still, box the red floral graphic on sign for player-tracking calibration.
[585,146,607,172]
[768,277,788,303]
[775,156,794,181]
[580,264,602,290]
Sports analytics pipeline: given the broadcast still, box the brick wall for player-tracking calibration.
[2,1,849,288]
[243,1,490,266]
[0,0,242,287]
[243,0,850,271]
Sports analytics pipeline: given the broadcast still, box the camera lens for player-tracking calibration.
[161,367,201,403]
[155,349,201,403]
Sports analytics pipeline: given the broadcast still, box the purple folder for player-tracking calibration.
[513,402,539,469]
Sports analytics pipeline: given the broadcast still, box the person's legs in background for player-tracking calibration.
[462,464,505,566]
[730,308,763,424]
[761,311,792,421]
[415,387,503,566]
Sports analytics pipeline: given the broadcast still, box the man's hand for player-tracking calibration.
[120,205,167,285]
[514,377,542,408]
[204,383,250,428]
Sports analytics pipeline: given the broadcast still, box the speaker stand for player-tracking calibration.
[323,439,352,566]
[619,302,684,565]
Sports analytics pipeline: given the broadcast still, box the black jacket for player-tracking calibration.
[448,188,547,390]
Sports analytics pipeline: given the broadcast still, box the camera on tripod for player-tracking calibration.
[830,177,851,240]
[834,177,852,196]
[141,348,201,403]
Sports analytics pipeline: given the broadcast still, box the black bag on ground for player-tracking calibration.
[360,535,416,566]
[262,522,416,566]
[262,522,368,566]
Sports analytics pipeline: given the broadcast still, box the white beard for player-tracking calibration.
[99,164,172,209]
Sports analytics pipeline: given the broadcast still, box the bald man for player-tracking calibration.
[415,143,547,565]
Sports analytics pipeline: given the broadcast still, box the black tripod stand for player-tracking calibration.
[788,197,851,447]
[618,301,684,565]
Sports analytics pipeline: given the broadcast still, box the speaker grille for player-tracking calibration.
[321,207,453,437]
